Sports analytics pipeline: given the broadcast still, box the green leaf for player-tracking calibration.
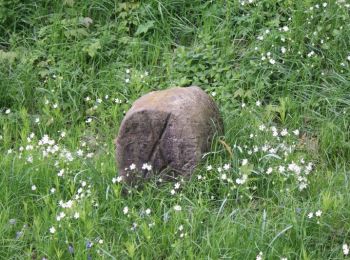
[124,241,136,258]
[0,50,17,63]
[234,88,244,98]
[64,28,88,39]
[83,40,101,58]
[63,0,74,6]
[135,21,155,36]
[244,89,252,98]
[240,164,254,176]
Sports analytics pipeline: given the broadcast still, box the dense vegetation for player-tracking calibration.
[1,0,350,258]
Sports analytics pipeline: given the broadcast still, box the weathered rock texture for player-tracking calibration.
[115,86,223,184]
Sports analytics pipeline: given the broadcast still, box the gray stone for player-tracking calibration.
[115,86,223,185]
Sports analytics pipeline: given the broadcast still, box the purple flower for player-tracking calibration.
[86,241,93,249]
[68,244,74,254]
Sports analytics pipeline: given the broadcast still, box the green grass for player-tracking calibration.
[1,0,350,258]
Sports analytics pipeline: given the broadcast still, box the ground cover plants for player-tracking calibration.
[1,0,350,258]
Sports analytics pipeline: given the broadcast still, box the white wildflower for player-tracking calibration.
[123,206,129,215]
[57,169,64,177]
[278,165,285,173]
[259,124,266,131]
[142,163,152,171]
[27,156,33,163]
[343,244,349,256]
[26,145,33,150]
[307,51,315,57]
[49,226,56,234]
[129,163,136,170]
[282,26,289,32]
[242,159,248,166]
[299,182,308,190]
[280,129,288,136]
[173,205,182,211]
[305,162,313,172]
[113,176,123,183]
[315,210,322,217]
[76,149,84,157]
[293,129,300,136]
[236,174,248,185]
[288,163,301,174]
[221,173,227,180]
[266,167,273,174]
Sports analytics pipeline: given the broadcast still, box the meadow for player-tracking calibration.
[1,0,350,259]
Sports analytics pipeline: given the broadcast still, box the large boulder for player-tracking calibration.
[115,86,223,185]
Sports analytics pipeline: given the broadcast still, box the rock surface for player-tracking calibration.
[115,86,223,185]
